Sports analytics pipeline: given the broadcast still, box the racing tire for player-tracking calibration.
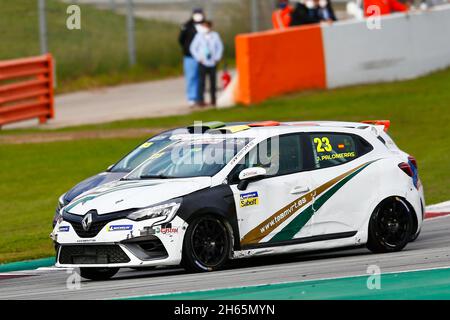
[367,197,414,253]
[181,215,231,273]
[79,267,119,281]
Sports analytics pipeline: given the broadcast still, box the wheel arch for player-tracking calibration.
[372,196,418,235]
[182,208,238,253]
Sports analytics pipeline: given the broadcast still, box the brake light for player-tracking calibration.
[408,156,418,169]
[361,120,391,132]
[398,162,413,177]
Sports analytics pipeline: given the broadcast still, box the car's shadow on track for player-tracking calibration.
[106,246,372,282]
[226,246,371,270]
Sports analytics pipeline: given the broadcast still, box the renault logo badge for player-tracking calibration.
[82,213,93,231]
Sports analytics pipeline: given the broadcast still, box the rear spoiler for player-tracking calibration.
[361,120,391,132]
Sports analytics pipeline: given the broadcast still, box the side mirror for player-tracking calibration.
[237,167,266,191]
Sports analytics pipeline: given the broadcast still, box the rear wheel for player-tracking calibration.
[367,197,414,253]
[79,267,119,281]
[182,215,231,272]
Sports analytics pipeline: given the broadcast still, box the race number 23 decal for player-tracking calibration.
[314,137,332,153]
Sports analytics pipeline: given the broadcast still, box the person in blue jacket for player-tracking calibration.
[190,21,224,107]
[178,8,206,107]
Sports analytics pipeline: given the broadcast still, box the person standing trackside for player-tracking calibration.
[190,21,224,107]
[272,0,293,29]
[315,0,337,22]
[178,8,205,107]
[290,0,320,25]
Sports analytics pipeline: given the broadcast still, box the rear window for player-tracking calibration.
[308,133,373,169]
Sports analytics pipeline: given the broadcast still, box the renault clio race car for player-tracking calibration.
[52,120,425,280]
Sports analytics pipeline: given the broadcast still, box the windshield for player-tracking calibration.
[124,137,250,179]
[110,131,184,172]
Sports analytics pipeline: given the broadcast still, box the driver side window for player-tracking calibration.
[228,134,303,184]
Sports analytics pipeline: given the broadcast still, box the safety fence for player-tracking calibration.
[2,0,277,90]
[0,54,55,127]
[234,4,450,105]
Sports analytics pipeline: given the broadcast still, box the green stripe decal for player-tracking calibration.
[270,162,373,243]
[65,195,97,212]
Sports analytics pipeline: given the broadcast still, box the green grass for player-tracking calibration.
[0,68,449,263]
[0,137,144,263]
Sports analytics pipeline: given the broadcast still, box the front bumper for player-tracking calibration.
[53,216,187,268]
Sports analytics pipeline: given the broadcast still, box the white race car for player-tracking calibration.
[52,120,425,280]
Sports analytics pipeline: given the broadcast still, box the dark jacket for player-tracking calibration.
[315,2,337,21]
[290,2,337,26]
[290,3,320,26]
[178,20,197,57]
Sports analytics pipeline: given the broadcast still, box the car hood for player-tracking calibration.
[65,177,212,216]
[64,172,127,204]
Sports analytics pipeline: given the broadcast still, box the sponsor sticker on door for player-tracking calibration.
[240,192,259,208]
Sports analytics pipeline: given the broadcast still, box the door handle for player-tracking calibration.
[290,186,310,195]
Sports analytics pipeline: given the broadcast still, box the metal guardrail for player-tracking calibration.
[0,54,55,128]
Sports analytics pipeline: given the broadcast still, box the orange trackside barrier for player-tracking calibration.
[0,54,54,127]
[235,25,326,105]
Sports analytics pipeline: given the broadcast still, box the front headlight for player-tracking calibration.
[57,194,66,210]
[127,198,182,223]
[53,193,67,227]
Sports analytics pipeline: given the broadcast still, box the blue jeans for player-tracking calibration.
[183,56,200,102]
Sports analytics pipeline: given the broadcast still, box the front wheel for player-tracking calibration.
[367,197,414,253]
[182,215,231,272]
[79,267,119,281]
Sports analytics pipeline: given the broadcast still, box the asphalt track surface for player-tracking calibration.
[1,216,450,300]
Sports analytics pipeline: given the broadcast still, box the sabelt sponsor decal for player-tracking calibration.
[240,161,378,246]
[240,191,259,207]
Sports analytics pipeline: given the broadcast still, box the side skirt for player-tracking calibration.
[240,231,357,251]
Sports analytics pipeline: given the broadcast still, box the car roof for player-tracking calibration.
[158,120,387,142]
[216,121,375,138]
